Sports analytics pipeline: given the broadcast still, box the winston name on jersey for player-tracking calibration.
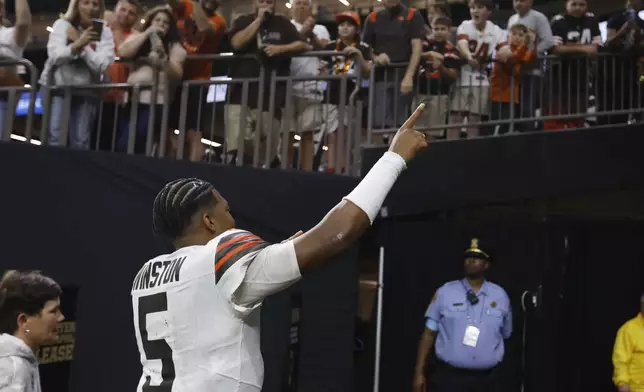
[130,228,301,392]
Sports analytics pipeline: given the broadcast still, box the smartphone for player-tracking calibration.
[91,19,104,40]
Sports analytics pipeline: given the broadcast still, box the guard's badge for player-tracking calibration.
[491,301,497,308]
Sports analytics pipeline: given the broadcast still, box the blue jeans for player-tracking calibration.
[48,95,97,149]
[117,104,163,155]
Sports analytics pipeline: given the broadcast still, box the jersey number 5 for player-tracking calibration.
[138,293,176,392]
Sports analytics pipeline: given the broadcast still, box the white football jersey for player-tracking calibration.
[131,229,301,392]
[456,20,508,86]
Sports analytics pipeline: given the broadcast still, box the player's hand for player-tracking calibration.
[388,104,428,163]
[413,373,427,392]
[618,385,630,392]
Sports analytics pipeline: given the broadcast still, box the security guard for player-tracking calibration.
[413,238,512,392]
[613,294,644,392]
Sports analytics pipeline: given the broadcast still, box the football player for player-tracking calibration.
[130,107,428,391]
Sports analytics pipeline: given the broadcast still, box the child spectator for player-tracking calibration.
[320,11,372,174]
[451,0,510,138]
[415,16,459,139]
[545,0,601,130]
[490,23,536,135]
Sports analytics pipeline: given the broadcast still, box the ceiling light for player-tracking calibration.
[285,2,292,8]
[338,0,350,5]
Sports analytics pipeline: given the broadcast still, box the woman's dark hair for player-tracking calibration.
[135,6,181,60]
[0,270,62,334]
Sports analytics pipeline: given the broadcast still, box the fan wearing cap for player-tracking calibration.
[413,238,512,392]
[319,11,372,174]
[612,294,644,392]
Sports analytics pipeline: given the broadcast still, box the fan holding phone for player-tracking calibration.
[117,6,187,155]
[38,0,115,149]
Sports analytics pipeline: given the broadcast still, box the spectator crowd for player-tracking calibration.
[0,0,643,173]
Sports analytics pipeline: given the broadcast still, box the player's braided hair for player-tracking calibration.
[152,178,217,240]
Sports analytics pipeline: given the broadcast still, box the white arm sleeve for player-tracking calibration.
[230,240,302,312]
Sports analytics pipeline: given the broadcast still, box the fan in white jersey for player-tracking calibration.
[450,0,511,139]
[130,105,430,392]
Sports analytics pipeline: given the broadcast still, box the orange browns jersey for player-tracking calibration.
[131,228,301,392]
[173,0,227,80]
[490,44,536,103]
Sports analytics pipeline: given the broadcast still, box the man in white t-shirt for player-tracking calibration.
[288,0,330,171]
[451,0,510,138]
[131,109,428,392]
[0,0,31,142]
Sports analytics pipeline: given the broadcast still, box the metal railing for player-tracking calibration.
[366,52,644,141]
[0,51,642,176]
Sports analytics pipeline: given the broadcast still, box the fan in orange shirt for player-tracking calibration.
[489,23,536,135]
[169,0,227,161]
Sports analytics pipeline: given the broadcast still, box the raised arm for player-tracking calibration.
[293,105,428,269]
[230,13,264,51]
[230,106,429,313]
[118,30,150,58]
[80,26,115,74]
[13,0,31,48]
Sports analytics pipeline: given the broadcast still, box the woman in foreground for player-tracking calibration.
[0,270,65,392]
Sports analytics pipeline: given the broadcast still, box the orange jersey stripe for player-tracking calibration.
[216,233,260,252]
[215,239,265,272]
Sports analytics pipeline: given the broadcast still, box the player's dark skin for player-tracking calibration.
[172,106,429,270]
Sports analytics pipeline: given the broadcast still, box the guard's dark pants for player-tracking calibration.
[430,360,501,392]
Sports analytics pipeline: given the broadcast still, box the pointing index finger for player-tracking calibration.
[400,103,425,130]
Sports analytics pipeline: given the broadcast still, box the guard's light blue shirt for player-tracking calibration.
[425,279,512,370]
